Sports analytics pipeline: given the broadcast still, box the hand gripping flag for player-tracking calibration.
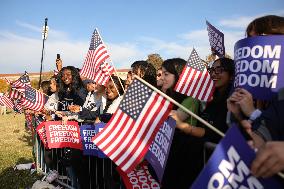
[80,28,113,84]
[206,20,225,57]
[92,79,173,173]
[174,48,214,101]
[21,85,47,111]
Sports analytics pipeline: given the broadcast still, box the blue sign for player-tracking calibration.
[145,117,176,182]
[80,125,98,156]
[95,122,107,158]
[80,123,107,157]
[207,20,225,57]
[191,125,282,189]
[234,35,284,100]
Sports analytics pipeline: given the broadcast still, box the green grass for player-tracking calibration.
[0,111,41,189]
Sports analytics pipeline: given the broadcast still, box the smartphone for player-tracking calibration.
[57,54,60,59]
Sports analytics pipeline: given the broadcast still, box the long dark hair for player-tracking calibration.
[131,60,157,87]
[57,66,84,99]
[162,58,187,106]
[212,57,235,102]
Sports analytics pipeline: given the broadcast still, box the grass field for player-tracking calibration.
[0,111,41,188]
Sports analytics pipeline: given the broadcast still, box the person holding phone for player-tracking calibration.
[56,54,63,73]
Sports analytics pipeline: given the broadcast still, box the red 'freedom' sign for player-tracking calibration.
[45,121,82,150]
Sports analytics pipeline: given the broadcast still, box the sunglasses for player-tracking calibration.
[208,66,226,75]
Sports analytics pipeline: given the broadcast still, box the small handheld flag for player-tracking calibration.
[80,28,114,85]
[92,79,172,173]
[174,48,214,101]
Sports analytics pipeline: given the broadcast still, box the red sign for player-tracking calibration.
[36,122,48,148]
[117,161,160,189]
[45,121,82,150]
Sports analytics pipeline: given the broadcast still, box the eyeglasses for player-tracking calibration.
[208,66,225,75]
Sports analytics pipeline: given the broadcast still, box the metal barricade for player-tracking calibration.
[33,120,124,189]
[203,141,217,166]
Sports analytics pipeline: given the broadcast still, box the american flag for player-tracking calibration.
[5,78,23,101]
[7,89,23,113]
[13,99,23,113]
[92,79,172,173]
[0,95,14,109]
[36,121,48,148]
[21,85,47,111]
[4,78,13,84]
[93,62,115,85]
[0,92,22,113]
[25,113,34,130]
[174,48,214,101]
[8,89,22,100]
[12,72,31,92]
[80,28,112,82]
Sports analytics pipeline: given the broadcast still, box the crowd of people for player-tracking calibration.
[19,14,284,189]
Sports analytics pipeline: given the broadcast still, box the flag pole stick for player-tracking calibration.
[135,76,284,179]
[109,59,126,93]
[95,28,125,93]
[96,61,121,97]
[135,75,224,137]
[108,72,121,97]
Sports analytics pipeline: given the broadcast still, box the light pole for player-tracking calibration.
[38,18,49,89]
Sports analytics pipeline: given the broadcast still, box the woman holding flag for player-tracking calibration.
[167,57,235,188]
[160,58,195,189]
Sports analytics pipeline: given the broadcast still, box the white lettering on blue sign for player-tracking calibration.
[235,45,281,60]
[235,60,279,74]
[234,74,277,88]
[148,121,173,168]
[234,45,281,89]
[207,146,263,189]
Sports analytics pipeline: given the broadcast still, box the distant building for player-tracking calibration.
[0,69,131,81]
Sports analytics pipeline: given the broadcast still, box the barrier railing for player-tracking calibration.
[32,118,124,189]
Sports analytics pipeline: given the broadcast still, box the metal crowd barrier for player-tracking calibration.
[32,118,124,189]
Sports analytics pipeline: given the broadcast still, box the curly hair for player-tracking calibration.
[131,60,157,87]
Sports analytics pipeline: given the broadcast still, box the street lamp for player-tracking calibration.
[38,18,48,89]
